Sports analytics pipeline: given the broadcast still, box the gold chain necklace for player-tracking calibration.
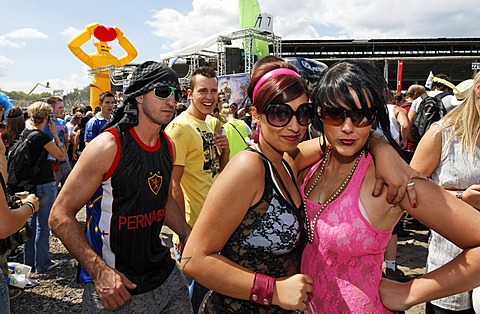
[303,147,365,243]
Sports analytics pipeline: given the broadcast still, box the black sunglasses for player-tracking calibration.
[153,86,182,103]
[264,103,314,127]
[319,105,374,127]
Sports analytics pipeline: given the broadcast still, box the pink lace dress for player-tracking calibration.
[300,154,394,313]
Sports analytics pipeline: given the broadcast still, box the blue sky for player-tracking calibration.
[1,0,478,94]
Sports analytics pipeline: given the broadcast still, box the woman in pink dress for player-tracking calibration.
[301,60,480,313]
[181,60,421,313]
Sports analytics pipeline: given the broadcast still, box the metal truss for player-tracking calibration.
[217,28,282,76]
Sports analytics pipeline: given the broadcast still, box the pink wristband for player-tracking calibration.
[249,273,275,306]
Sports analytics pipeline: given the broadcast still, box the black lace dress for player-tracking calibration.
[200,151,306,313]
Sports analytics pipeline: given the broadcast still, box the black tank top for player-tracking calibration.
[202,149,306,313]
[106,126,175,295]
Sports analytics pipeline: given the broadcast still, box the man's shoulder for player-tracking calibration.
[95,113,108,120]
[85,129,118,150]
[166,113,199,132]
[86,114,108,127]
[170,111,193,124]
[54,119,65,126]
[85,116,96,126]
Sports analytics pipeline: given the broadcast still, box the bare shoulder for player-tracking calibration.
[225,149,265,174]
[214,149,266,194]
[205,150,266,217]
[85,130,117,152]
[76,131,118,173]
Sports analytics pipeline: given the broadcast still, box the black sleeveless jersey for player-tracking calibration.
[79,126,175,295]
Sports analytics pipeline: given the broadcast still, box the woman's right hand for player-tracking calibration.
[463,184,480,210]
[24,194,40,213]
[273,274,313,311]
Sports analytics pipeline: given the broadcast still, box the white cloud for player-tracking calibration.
[40,67,91,95]
[0,64,90,93]
[147,0,239,51]
[0,35,24,48]
[297,0,480,39]
[0,81,44,93]
[143,0,343,53]
[61,27,82,38]
[0,28,47,49]
[0,56,14,78]
[5,28,47,39]
[3,0,480,94]
[146,0,480,55]
[0,56,13,65]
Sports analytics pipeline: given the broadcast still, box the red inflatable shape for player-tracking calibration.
[93,25,117,42]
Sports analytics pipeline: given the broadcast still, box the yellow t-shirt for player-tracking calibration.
[165,112,221,229]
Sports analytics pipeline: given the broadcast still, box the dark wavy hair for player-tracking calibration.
[312,60,402,154]
[247,61,309,114]
[3,107,25,146]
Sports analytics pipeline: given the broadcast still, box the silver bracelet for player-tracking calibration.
[23,201,36,215]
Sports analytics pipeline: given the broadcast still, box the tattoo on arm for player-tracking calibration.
[181,256,192,271]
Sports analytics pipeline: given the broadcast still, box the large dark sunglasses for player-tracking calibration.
[153,86,182,103]
[319,105,374,127]
[265,103,314,127]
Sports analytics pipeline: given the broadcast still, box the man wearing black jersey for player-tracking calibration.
[49,61,192,312]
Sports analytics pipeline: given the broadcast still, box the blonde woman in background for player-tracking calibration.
[411,74,480,314]
[16,102,65,274]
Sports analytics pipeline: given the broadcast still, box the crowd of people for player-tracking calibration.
[0,57,479,314]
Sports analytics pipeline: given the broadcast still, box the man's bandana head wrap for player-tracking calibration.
[123,61,180,104]
[103,61,180,132]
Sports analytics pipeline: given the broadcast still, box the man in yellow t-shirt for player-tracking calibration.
[167,111,221,227]
[165,66,230,313]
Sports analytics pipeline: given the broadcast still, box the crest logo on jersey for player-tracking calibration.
[148,173,163,195]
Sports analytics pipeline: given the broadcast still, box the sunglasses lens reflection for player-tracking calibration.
[266,103,313,127]
[154,87,182,103]
[321,106,372,127]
